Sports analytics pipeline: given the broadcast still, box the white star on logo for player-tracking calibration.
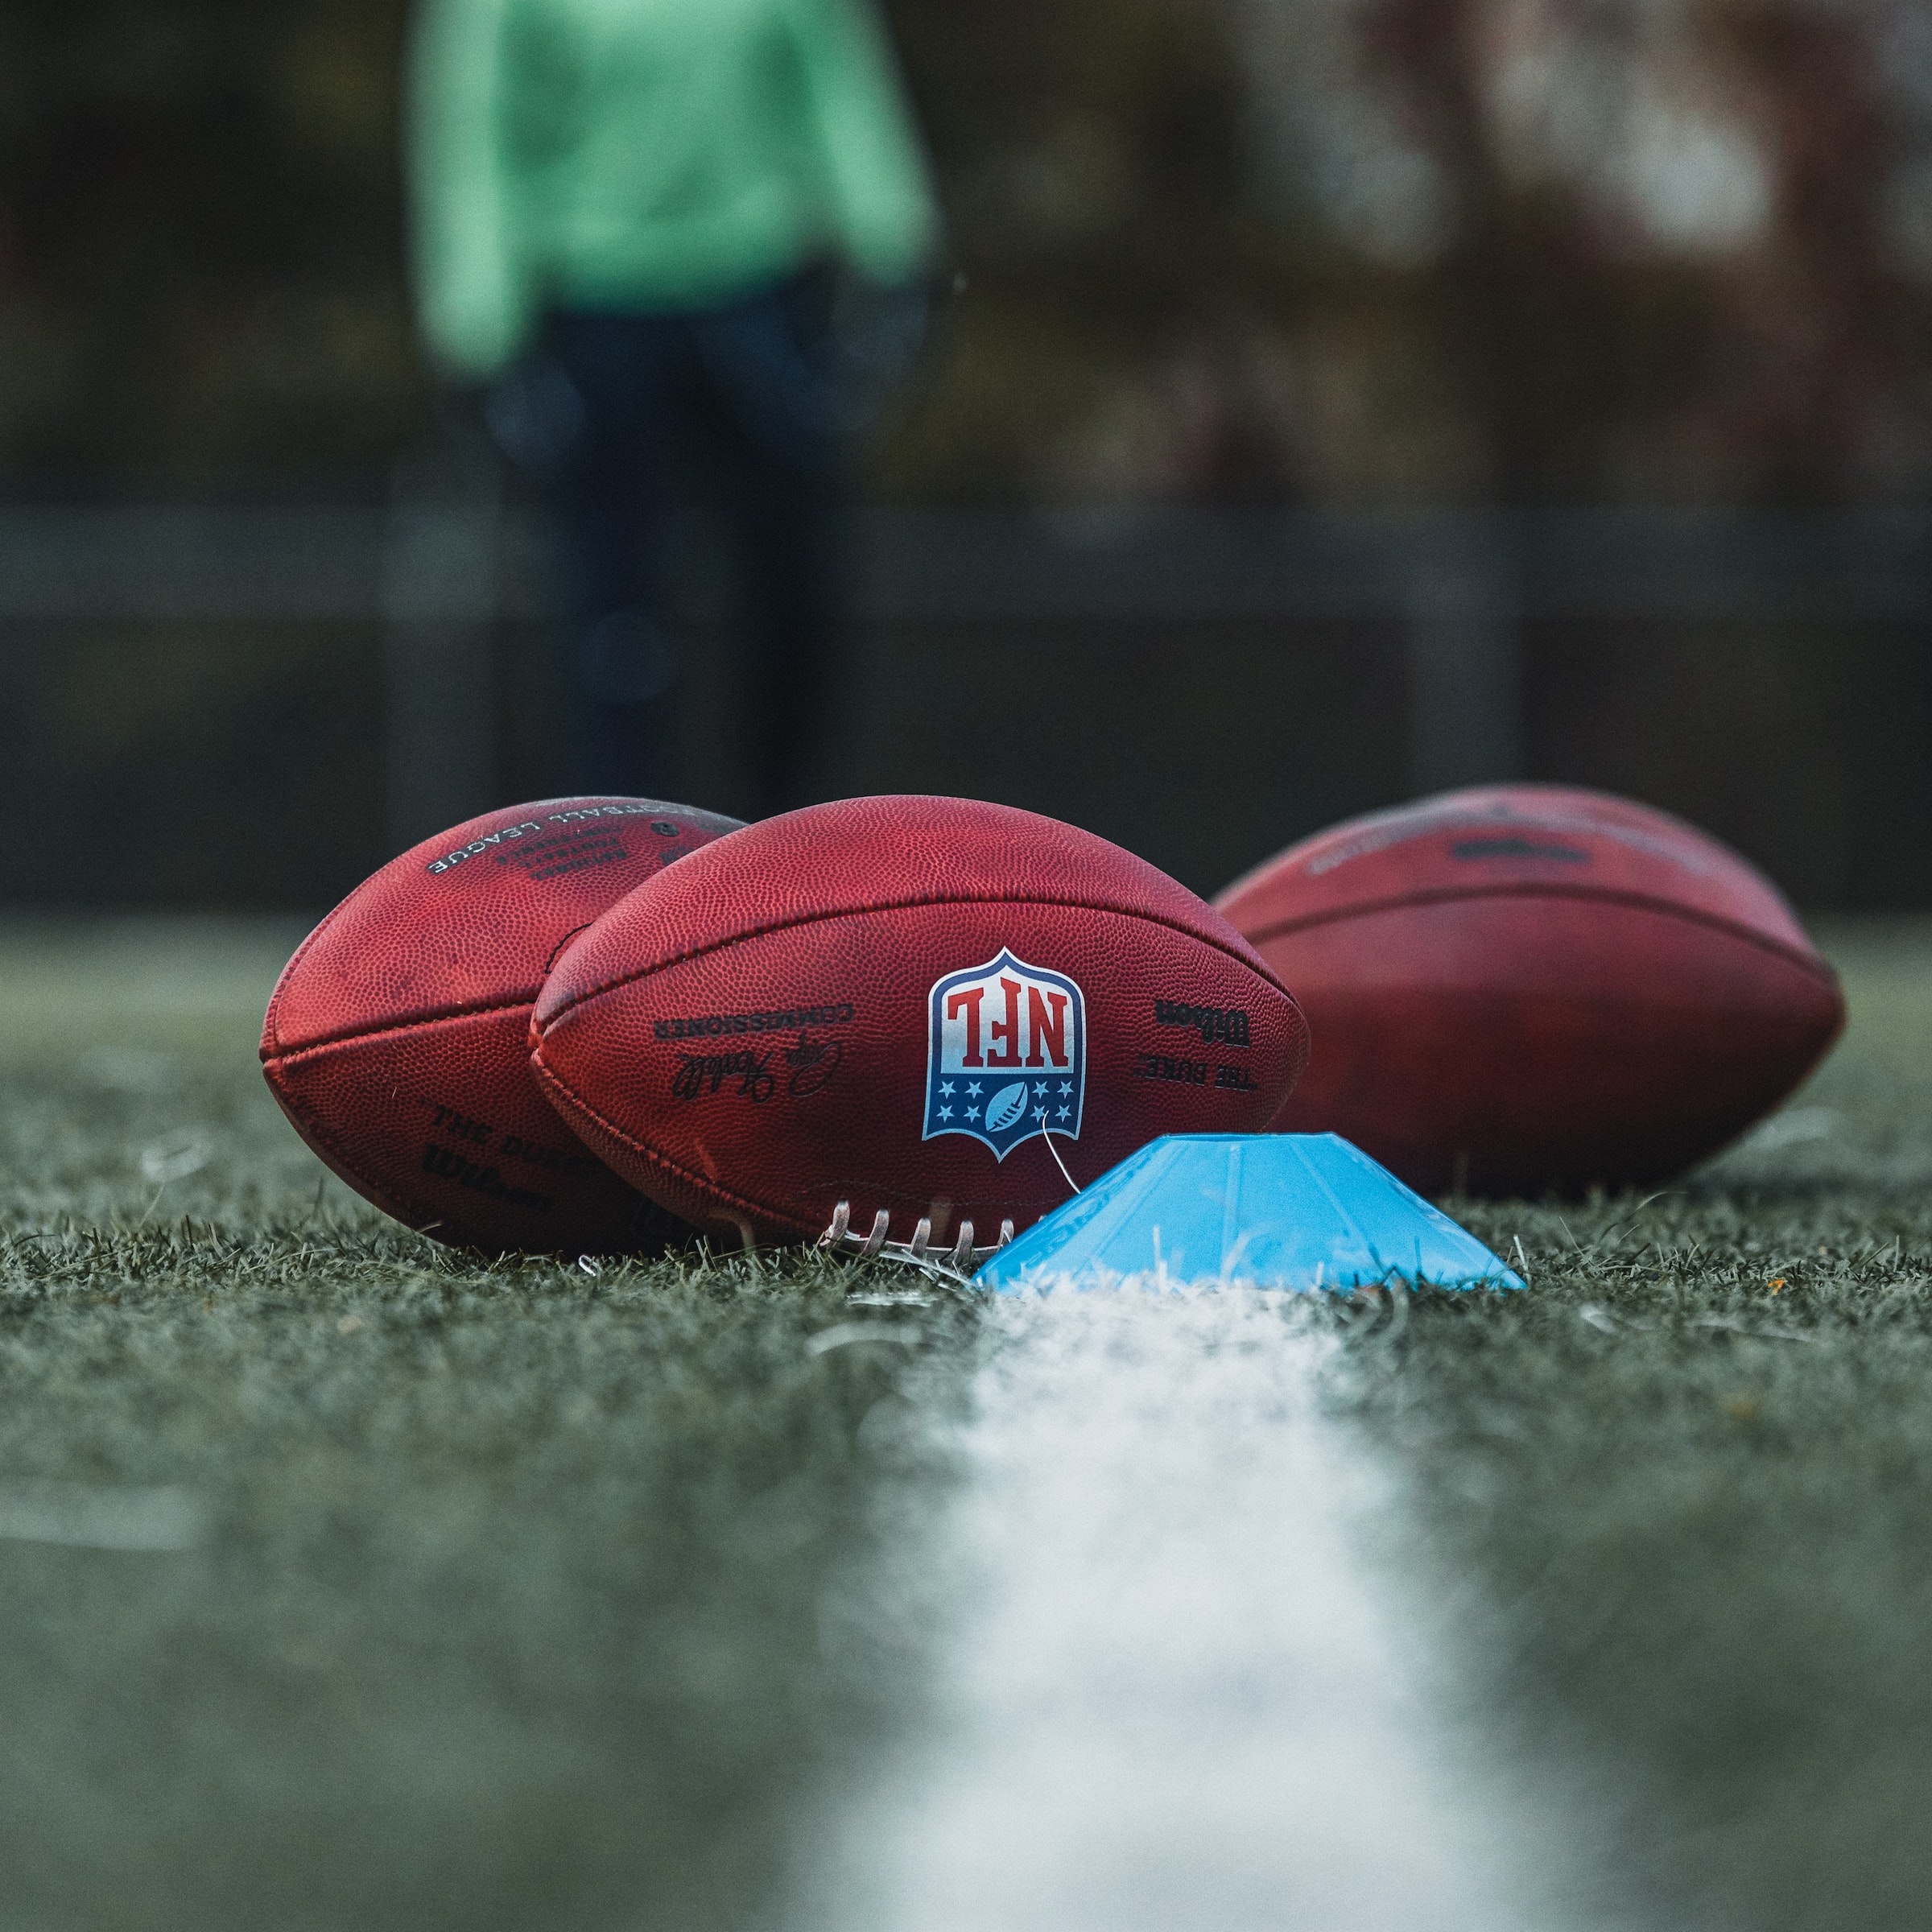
[1034,1082,1047,1097]
[967,1082,982,1097]
[966,1107,980,1121]
[1059,1081,1073,1096]
[939,1081,955,1097]
[1056,1105,1070,1120]
[938,1105,953,1121]
[1033,1107,1047,1123]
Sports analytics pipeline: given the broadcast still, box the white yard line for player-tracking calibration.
[819,1287,1594,1932]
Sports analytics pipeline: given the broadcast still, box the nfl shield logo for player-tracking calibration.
[924,949,1086,1161]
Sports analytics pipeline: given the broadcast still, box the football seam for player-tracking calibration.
[262,887,366,1057]
[260,797,744,1056]
[1233,882,1841,985]
[537,894,1293,1029]
[261,991,541,1063]
[1218,795,1722,903]
[265,1045,658,1251]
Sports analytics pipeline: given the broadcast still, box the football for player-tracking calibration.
[1214,785,1845,1196]
[529,795,1311,1248]
[262,796,743,1253]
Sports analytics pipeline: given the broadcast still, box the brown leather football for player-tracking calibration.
[262,796,743,1253]
[530,795,1311,1248]
[1215,785,1844,1197]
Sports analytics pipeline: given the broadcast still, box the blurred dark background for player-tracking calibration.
[3,0,1931,907]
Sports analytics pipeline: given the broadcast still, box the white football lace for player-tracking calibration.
[816,1200,1015,1282]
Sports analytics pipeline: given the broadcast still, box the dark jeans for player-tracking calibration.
[528,285,844,815]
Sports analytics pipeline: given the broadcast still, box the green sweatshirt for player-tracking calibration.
[407,0,939,376]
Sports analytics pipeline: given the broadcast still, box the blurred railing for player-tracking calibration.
[2,502,1929,851]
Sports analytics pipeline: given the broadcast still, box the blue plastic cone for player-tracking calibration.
[975,1133,1524,1293]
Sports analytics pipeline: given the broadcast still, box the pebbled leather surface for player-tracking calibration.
[1214,786,1844,1195]
[262,795,744,1253]
[1216,782,1821,956]
[531,795,1311,1245]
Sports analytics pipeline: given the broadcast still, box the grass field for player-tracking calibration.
[1368,924,1932,1932]
[0,919,978,1932]
[2,915,1930,1929]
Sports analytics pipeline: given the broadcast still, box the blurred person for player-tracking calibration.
[407,0,939,813]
